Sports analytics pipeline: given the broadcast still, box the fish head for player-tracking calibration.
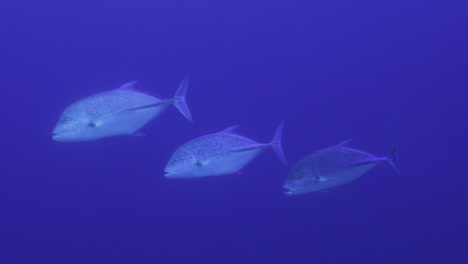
[283,171,325,195]
[164,151,210,178]
[52,111,97,142]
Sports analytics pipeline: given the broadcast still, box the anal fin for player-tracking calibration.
[130,130,146,137]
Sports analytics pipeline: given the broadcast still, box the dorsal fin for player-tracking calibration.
[117,80,138,90]
[222,125,240,133]
[336,139,353,147]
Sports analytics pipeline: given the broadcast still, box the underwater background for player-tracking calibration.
[0,1,466,263]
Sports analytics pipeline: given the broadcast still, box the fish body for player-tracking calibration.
[53,78,192,142]
[283,141,398,195]
[164,123,287,178]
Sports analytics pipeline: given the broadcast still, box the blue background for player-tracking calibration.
[0,1,466,263]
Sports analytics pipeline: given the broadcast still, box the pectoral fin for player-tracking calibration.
[231,144,270,152]
[91,101,167,125]
[126,101,169,111]
[345,158,387,167]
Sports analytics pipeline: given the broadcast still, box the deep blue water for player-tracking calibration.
[0,1,466,263]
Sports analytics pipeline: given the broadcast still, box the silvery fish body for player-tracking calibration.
[283,140,398,195]
[53,78,192,142]
[164,123,287,178]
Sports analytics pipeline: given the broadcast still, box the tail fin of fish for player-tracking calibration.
[387,141,401,175]
[270,121,288,165]
[172,76,193,122]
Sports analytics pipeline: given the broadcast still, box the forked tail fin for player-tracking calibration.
[173,76,193,122]
[270,121,288,165]
[387,141,401,175]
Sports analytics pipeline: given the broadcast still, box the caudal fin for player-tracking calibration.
[270,121,288,165]
[172,76,193,122]
[387,141,401,175]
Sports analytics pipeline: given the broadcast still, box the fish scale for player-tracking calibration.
[53,77,192,142]
[66,90,162,120]
[283,141,399,195]
[164,123,287,178]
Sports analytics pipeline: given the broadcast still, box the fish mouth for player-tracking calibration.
[52,132,68,141]
[164,172,172,178]
[282,186,294,196]
[283,190,294,196]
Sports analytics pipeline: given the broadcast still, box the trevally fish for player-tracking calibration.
[164,122,288,178]
[53,77,192,142]
[283,140,399,195]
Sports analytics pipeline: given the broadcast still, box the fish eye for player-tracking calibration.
[62,117,74,123]
[174,159,179,163]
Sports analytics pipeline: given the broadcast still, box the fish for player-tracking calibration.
[52,77,192,142]
[283,140,399,195]
[164,122,288,178]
